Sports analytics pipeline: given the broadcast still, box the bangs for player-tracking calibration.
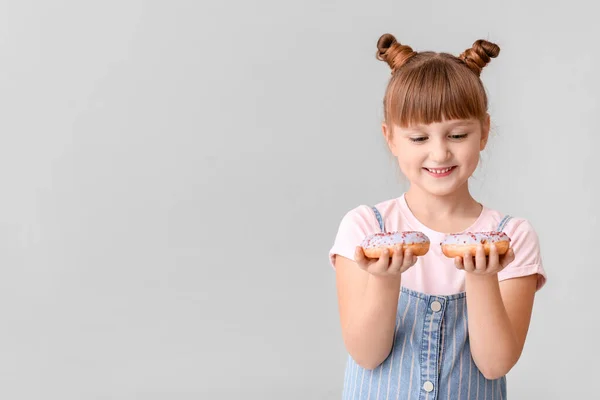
[384,55,488,128]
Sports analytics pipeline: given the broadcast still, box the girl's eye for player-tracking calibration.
[409,134,468,142]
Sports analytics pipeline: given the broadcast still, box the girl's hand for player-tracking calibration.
[354,246,417,277]
[454,243,515,275]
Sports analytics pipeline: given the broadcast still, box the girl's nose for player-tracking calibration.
[430,142,451,163]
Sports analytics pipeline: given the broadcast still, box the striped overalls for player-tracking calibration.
[342,207,513,400]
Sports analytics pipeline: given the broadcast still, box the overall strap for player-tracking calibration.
[371,206,385,232]
[496,215,513,232]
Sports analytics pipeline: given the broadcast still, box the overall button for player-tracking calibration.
[423,381,434,392]
[430,300,442,312]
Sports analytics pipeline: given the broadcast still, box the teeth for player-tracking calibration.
[428,167,452,174]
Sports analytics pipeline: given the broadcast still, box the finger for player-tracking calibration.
[355,247,365,263]
[499,247,515,268]
[454,256,464,270]
[401,247,414,271]
[475,244,487,272]
[487,243,500,272]
[463,250,475,272]
[370,248,391,274]
[387,245,404,274]
[354,247,371,271]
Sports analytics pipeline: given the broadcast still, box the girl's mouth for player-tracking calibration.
[424,166,456,177]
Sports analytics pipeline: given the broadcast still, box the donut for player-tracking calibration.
[440,232,511,258]
[360,231,430,258]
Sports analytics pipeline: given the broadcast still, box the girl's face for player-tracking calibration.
[383,116,490,197]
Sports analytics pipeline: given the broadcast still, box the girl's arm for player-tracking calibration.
[465,272,538,379]
[335,255,401,370]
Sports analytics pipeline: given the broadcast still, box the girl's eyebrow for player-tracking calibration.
[404,121,477,133]
[447,120,478,128]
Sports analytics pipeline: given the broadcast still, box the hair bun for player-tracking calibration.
[459,39,500,76]
[376,34,416,73]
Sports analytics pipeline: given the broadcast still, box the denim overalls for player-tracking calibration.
[341,206,513,400]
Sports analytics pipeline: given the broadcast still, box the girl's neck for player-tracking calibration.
[404,184,482,233]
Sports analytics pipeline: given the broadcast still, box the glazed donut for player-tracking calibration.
[360,231,430,258]
[440,232,511,258]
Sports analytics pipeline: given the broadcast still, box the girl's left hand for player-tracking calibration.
[454,243,515,275]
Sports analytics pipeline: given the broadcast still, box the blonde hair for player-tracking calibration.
[376,34,500,131]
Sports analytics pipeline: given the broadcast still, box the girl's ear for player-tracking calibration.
[382,123,398,156]
[480,114,491,151]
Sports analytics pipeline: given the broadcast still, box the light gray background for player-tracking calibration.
[0,0,597,399]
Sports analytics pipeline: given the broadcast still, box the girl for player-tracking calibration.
[328,34,547,399]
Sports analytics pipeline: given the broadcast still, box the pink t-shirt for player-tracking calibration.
[329,193,547,295]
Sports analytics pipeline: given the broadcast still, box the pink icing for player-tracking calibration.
[361,231,430,248]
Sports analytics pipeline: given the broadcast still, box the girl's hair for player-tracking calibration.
[376,34,500,131]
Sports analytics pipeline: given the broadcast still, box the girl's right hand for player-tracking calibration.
[354,246,418,277]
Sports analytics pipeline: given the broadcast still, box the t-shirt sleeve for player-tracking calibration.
[497,218,547,291]
[328,205,379,269]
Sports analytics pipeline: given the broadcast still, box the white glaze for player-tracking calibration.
[441,231,510,245]
[361,231,430,248]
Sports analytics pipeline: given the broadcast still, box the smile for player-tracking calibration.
[424,166,456,177]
